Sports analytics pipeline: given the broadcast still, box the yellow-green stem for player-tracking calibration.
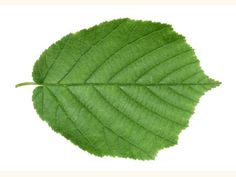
[15,82,37,88]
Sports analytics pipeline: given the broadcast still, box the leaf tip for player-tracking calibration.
[212,79,222,88]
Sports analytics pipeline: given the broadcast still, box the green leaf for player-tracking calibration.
[18,18,220,160]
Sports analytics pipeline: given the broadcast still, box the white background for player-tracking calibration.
[0,5,235,171]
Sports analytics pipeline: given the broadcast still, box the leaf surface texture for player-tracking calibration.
[32,18,220,160]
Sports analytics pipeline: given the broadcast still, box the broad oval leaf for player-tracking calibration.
[30,18,220,160]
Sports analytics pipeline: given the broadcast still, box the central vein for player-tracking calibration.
[15,81,220,88]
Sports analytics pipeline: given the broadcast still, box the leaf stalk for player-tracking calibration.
[15,82,37,88]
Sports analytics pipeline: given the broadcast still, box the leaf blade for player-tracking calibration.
[32,18,220,160]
